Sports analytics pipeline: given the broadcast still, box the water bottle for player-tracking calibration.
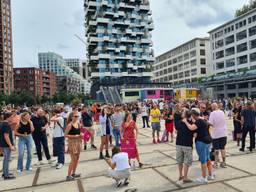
[132,160,136,170]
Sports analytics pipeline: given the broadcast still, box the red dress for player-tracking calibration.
[121,120,138,159]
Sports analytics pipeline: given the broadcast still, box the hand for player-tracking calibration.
[9,146,15,151]
[182,119,187,123]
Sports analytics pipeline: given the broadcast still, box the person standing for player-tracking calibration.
[163,108,174,143]
[111,106,124,147]
[150,104,161,144]
[81,106,97,150]
[140,103,150,128]
[15,112,34,173]
[240,102,256,152]
[209,103,228,168]
[233,102,242,146]
[65,111,82,181]
[0,112,16,180]
[51,109,65,169]
[31,108,54,165]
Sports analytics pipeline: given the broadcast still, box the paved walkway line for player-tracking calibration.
[77,179,85,192]
[32,167,41,186]
[221,182,243,192]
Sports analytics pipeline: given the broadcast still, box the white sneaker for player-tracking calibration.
[17,169,22,173]
[27,167,33,171]
[196,177,208,184]
[56,163,63,169]
[48,159,55,164]
[36,161,44,166]
[207,175,215,181]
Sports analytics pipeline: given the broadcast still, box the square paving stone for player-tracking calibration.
[226,176,256,192]
[155,162,248,188]
[137,143,173,153]
[82,168,178,192]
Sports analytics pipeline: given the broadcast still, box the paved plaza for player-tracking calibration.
[0,117,256,192]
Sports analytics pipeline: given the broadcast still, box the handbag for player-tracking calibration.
[81,128,91,142]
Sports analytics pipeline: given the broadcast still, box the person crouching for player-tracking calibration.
[106,147,131,188]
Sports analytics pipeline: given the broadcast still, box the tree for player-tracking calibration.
[235,0,256,17]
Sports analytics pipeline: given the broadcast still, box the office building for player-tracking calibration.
[152,38,211,85]
[0,0,13,94]
[14,68,56,97]
[84,0,154,83]
[65,58,84,77]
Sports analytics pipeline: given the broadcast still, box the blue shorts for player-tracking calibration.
[196,141,210,164]
[152,122,161,131]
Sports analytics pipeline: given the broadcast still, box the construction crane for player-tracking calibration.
[74,34,87,46]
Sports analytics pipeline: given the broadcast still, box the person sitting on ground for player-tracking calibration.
[106,146,131,188]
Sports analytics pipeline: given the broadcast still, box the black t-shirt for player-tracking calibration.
[31,116,48,135]
[195,119,211,143]
[0,122,13,147]
[241,109,256,127]
[17,122,32,135]
[200,111,209,117]
[175,120,194,147]
[174,113,181,128]
[164,113,173,124]
[82,112,93,127]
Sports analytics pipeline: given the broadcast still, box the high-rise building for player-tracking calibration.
[14,68,56,97]
[84,0,154,84]
[65,58,84,77]
[0,0,13,94]
[209,9,256,75]
[152,38,211,86]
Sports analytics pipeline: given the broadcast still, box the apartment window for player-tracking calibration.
[173,74,178,79]
[201,68,206,74]
[237,42,247,53]
[168,60,172,65]
[237,55,248,65]
[238,83,248,89]
[178,72,183,78]
[249,26,256,36]
[184,53,189,60]
[191,68,197,76]
[217,85,224,91]
[200,58,206,65]
[250,52,256,62]
[168,68,172,73]
[236,30,247,41]
[216,50,224,59]
[190,50,196,58]
[200,49,205,56]
[250,39,256,49]
[191,59,197,66]
[225,47,235,56]
[200,41,205,46]
[168,75,172,81]
[216,62,224,70]
[225,35,234,45]
[215,39,224,49]
[173,66,177,72]
[226,58,235,68]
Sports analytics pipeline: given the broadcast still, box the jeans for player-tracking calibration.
[32,133,51,161]
[17,134,33,171]
[196,141,210,164]
[241,126,255,150]
[142,116,149,127]
[53,137,65,164]
[2,147,11,177]
[112,128,121,147]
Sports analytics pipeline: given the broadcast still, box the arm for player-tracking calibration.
[241,116,244,128]
[106,158,116,170]
[182,119,198,131]
[4,133,15,150]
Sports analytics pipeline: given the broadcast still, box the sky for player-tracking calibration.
[12,0,249,67]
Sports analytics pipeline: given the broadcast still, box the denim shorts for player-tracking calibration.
[151,122,161,131]
[196,141,210,164]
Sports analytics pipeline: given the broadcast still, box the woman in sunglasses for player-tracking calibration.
[65,111,82,181]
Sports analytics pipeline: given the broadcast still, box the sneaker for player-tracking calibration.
[36,161,44,166]
[139,162,144,168]
[27,167,33,171]
[99,153,104,159]
[17,170,22,174]
[239,148,245,152]
[178,176,184,181]
[4,175,16,180]
[123,178,129,186]
[116,180,123,188]
[56,164,64,169]
[157,139,161,143]
[91,144,97,150]
[213,162,218,169]
[153,139,156,144]
[183,178,193,184]
[71,173,81,178]
[207,175,215,181]
[84,145,87,151]
[66,176,74,181]
[48,159,56,164]
[196,177,208,184]
[220,162,227,168]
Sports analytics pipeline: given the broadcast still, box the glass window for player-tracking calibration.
[237,55,248,65]
[191,59,197,66]
[236,30,247,41]
[216,62,224,69]
[215,39,224,49]
[249,26,256,36]
[216,50,224,59]
[225,35,234,45]
[225,47,235,56]
[200,49,205,56]
[237,42,247,53]
[190,50,196,57]
[226,58,235,68]
[250,52,256,62]
[201,68,206,74]
[250,39,256,49]
[200,58,206,65]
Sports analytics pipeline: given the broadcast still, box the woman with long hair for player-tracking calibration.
[99,107,111,159]
[65,111,82,181]
[15,112,34,173]
[121,112,143,168]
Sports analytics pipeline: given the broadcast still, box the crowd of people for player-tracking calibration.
[0,98,255,187]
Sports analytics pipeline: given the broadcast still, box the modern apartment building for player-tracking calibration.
[0,0,13,94]
[14,68,56,97]
[65,58,83,77]
[209,8,256,75]
[84,0,154,84]
[152,38,211,86]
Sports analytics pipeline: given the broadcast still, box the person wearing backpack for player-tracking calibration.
[51,109,65,169]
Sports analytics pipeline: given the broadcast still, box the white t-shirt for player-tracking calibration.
[209,110,227,139]
[159,102,164,110]
[141,106,148,117]
[53,117,65,138]
[112,152,130,171]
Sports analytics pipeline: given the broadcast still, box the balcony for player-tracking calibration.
[99,53,111,59]
[141,39,152,44]
[89,20,97,26]
[88,36,99,43]
[86,1,99,8]
[90,55,99,60]
[96,18,109,24]
[139,5,150,11]
[147,24,154,30]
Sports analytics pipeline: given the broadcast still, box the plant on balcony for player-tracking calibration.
[235,0,256,17]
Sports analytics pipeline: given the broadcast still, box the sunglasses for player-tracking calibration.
[74,115,79,118]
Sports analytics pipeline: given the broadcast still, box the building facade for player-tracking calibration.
[209,9,256,75]
[152,38,211,86]
[56,76,81,94]
[14,68,56,97]
[65,58,83,77]
[84,0,154,83]
[0,0,13,94]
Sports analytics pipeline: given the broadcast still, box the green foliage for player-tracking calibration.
[235,0,256,17]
